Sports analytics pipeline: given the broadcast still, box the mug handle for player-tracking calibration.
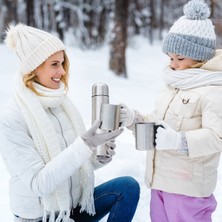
[153,124,164,146]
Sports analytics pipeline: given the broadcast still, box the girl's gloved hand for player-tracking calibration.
[119,103,135,127]
[155,121,181,150]
[81,120,123,150]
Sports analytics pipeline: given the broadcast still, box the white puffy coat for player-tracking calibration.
[0,98,103,219]
[145,84,222,197]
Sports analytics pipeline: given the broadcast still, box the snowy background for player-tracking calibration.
[0,37,222,221]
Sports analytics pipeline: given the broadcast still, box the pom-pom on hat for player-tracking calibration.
[162,0,216,61]
[5,23,65,75]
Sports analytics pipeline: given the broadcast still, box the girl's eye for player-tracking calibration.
[178,58,184,61]
[170,58,173,61]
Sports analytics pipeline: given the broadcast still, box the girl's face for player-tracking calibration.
[168,53,198,70]
[34,51,65,89]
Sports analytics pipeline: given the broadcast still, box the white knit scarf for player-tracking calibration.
[14,77,95,222]
[163,67,222,90]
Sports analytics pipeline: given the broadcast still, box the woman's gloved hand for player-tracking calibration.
[155,121,181,150]
[119,103,135,127]
[81,120,124,150]
[96,140,116,164]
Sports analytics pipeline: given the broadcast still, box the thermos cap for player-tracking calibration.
[92,83,109,97]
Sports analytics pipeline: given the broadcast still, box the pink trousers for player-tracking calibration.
[150,189,217,222]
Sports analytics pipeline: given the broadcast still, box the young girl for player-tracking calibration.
[120,0,222,221]
[0,24,140,222]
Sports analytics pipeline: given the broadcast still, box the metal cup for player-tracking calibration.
[99,104,121,131]
[135,122,160,151]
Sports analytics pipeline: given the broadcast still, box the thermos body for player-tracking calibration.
[91,83,110,157]
[92,83,109,123]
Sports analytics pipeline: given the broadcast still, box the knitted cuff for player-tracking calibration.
[178,132,189,155]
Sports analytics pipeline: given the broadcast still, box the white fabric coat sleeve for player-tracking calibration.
[0,115,92,197]
[186,91,222,158]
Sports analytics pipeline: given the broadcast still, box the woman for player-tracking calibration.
[0,24,140,222]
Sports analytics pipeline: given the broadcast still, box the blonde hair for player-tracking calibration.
[23,51,69,95]
[191,61,206,68]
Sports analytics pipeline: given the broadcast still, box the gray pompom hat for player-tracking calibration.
[162,0,216,61]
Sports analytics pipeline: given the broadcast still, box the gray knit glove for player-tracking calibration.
[82,120,124,150]
[97,140,116,164]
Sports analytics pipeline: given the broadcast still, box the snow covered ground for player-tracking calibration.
[0,37,222,221]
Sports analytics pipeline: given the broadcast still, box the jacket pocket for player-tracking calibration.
[173,92,200,118]
[155,151,194,181]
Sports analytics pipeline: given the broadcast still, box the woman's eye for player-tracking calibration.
[178,58,184,61]
[52,63,58,66]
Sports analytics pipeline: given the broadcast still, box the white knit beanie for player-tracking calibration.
[162,0,216,61]
[5,23,65,75]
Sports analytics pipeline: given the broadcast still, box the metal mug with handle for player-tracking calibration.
[135,122,163,151]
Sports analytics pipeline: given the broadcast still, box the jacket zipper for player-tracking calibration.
[162,88,179,120]
[48,108,74,211]
[150,88,179,187]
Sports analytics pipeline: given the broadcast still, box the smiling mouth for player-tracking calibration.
[52,78,60,83]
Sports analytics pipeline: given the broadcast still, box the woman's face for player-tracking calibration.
[168,53,198,70]
[34,51,65,89]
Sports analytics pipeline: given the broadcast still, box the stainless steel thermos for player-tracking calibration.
[92,83,110,157]
[92,83,109,122]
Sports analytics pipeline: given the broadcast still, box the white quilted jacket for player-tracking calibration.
[0,98,103,219]
[144,84,222,197]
